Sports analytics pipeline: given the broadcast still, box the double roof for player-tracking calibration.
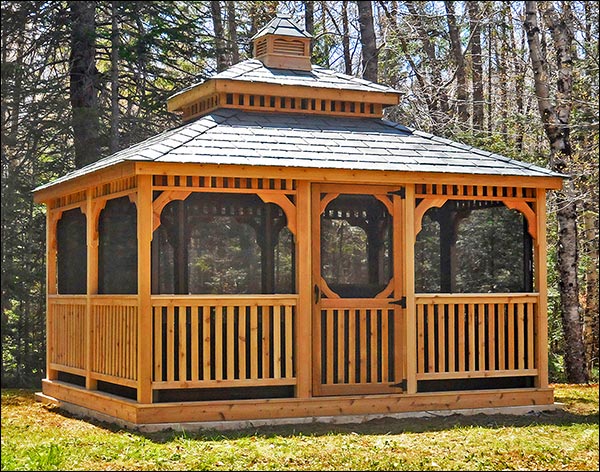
[34,14,563,195]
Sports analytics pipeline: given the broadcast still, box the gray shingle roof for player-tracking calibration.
[250,14,312,40]
[34,109,562,192]
[168,59,398,101]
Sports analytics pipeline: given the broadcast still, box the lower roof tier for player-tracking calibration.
[34,108,563,194]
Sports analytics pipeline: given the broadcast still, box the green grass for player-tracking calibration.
[1,384,598,471]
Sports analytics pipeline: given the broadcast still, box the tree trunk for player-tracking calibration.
[226,1,239,65]
[357,0,378,82]
[69,0,100,168]
[583,201,599,375]
[304,1,314,55]
[467,1,484,131]
[342,1,352,75]
[211,0,228,72]
[524,0,587,383]
[110,0,120,154]
[445,1,469,123]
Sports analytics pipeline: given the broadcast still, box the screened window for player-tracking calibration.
[153,192,294,295]
[98,197,138,294]
[321,194,392,298]
[56,208,87,294]
[415,200,533,293]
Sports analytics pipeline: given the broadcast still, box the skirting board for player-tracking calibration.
[36,391,562,433]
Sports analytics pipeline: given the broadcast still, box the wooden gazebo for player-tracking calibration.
[34,15,563,428]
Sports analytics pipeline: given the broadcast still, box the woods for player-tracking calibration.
[1,1,598,388]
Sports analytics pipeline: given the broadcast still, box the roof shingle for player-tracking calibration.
[34,109,563,192]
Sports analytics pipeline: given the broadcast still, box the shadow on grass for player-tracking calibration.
[142,409,599,443]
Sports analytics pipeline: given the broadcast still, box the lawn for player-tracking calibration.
[1,384,598,471]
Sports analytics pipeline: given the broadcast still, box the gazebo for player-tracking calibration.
[34,15,563,428]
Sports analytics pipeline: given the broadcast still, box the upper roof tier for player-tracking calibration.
[167,14,400,121]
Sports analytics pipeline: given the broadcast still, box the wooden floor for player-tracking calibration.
[38,379,555,427]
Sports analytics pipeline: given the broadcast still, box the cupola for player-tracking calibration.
[251,14,312,71]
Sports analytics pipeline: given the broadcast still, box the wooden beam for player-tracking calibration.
[33,162,137,204]
[84,191,98,390]
[295,181,312,398]
[136,162,564,190]
[45,208,59,381]
[166,78,400,113]
[403,184,417,394]
[534,191,549,388]
[137,175,153,403]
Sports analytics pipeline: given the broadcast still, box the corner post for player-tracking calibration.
[403,184,417,394]
[85,190,98,390]
[46,208,58,381]
[137,174,153,403]
[295,180,312,398]
[535,190,549,388]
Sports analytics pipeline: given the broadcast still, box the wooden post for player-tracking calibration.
[85,191,98,390]
[403,184,417,393]
[534,190,549,388]
[295,181,312,398]
[46,209,58,381]
[137,175,153,403]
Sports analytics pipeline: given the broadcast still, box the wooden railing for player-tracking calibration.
[90,296,138,387]
[415,294,538,380]
[318,299,399,394]
[47,295,137,386]
[48,295,87,375]
[151,295,297,389]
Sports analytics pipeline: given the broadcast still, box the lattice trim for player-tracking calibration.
[415,184,536,200]
[152,175,297,192]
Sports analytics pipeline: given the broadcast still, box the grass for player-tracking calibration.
[1,384,598,471]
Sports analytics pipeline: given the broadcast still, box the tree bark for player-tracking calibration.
[304,1,314,55]
[524,0,587,383]
[225,1,239,65]
[210,0,228,72]
[467,1,484,131]
[445,1,469,123]
[342,1,352,75]
[357,0,378,82]
[110,0,120,154]
[69,0,100,168]
[583,202,599,374]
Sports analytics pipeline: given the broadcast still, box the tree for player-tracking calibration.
[69,0,100,168]
[357,0,378,82]
[524,0,587,383]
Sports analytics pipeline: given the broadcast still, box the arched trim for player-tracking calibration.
[152,190,192,231]
[375,277,395,299]
[503,199,537,241]
[256,192,297,236]
[319,193,340,215]
[414,198,448,236]
[320,277,341,299]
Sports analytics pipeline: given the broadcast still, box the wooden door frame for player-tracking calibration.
[311,183,406,396]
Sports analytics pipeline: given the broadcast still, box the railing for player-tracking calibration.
[48,295,87,375]
[151,295,297,389]
[47,295,138,387]
[90,296,138,387]
[415,294,538,380]
[318,299,399,394]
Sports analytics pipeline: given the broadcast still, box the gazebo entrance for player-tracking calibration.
[312,184,405,396]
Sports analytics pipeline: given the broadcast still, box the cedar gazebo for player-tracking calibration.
[34,15,563,428]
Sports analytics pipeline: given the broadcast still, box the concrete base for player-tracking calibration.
[36,391,563,433]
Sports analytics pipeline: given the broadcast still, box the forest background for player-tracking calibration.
[1,0,598,388]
